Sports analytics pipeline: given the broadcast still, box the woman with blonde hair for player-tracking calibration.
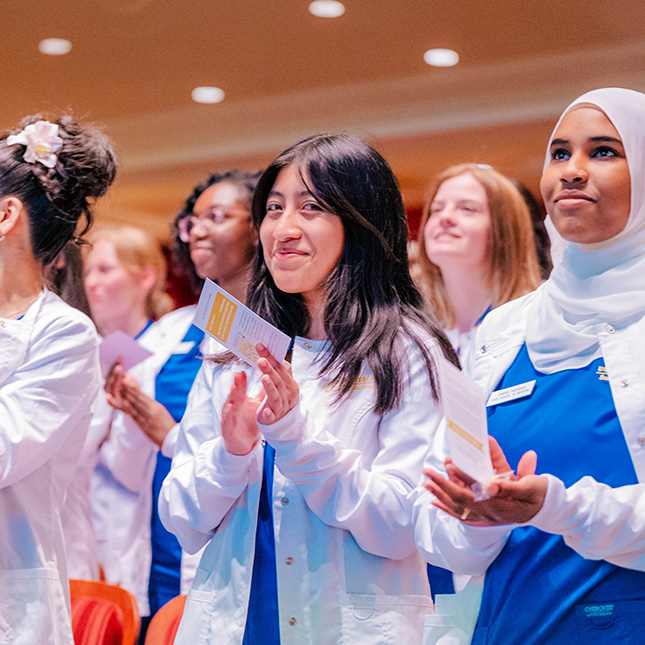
[83,225,171,587]
[85,225,172,335]
[417,163,540,363]
[421,87,645,644]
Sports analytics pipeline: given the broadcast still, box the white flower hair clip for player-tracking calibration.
[6,121,63,169]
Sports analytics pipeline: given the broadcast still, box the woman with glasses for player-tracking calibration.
[103,169,260,639]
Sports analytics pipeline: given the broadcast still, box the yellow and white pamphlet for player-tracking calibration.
[193,279,292,367]
[438,356,495,496]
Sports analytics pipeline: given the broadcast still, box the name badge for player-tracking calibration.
[486,380,536,407]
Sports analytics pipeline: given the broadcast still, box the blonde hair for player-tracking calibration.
[87,226,172,320]
[416,164,540,329]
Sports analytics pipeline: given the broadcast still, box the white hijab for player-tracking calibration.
[525,87,645,373]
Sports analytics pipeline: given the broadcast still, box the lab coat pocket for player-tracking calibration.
[423,611,473,645]
[338,592,432,644]
[175,588,216,644]
[0,568,69,645]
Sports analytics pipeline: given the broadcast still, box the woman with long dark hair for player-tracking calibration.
[159,133,463,643]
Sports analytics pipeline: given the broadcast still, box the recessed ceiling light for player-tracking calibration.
[309,1,345,18]
[191,86,225,104]
[423,48,459,68]
[38,38,72,56]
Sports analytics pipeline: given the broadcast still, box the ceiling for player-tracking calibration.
[3,0,645,239]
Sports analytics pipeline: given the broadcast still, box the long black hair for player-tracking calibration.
[249,133,458,414]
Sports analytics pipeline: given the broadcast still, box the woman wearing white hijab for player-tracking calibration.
[424,87,645,644]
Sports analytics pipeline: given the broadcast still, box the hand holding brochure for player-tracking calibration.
[193,279,292,367]
[438,356,495,498]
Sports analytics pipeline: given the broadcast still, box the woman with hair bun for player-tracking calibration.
[0,115,116,643]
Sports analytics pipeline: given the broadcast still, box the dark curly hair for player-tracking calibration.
[171,169,262,289]
[0,114,116,265]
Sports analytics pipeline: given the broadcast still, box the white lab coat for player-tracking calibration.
[0,289,100,645]
[91,305,203,615]
[531,474,645,570]
[60,388,112,580]
[420,290,645,643]
[160,334,463,644]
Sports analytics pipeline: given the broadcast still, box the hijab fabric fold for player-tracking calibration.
[525,88,645,373]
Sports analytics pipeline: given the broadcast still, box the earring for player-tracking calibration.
[0,235,5,242]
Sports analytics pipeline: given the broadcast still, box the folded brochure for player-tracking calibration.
[193,279,292,367]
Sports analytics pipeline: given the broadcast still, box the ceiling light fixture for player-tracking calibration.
[423,48,459,68]
[38,38,72,56]
[191,86,225,104]
[309,1,345,18]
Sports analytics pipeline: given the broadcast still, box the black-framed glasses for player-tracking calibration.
[178,207,249,242]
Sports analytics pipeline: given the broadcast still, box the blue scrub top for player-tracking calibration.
[473,344,645,644]
[243,442,280,644]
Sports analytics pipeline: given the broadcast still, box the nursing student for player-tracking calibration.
[158,134,499,643]
[0,116,116,643]
[416,163,540,366]
[102,170,260,637]
[84,226,171,601]
[421,87,645,644]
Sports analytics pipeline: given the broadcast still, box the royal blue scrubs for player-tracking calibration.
[242,442,281,644]
[473,344,645,644]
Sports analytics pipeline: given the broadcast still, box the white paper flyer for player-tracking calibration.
[193,278,292,367]
[438,356,495,488]
[98,330,153,376]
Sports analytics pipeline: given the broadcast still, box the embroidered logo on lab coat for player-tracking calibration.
[322,373,376,394]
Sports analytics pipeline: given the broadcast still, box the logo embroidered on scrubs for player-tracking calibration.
[583,604,615,629]
[596,365,609,381]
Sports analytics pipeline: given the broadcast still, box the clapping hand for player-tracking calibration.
[423,437,547,526]
[221,344,299,455]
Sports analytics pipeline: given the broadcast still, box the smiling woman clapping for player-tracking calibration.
[158,134,463,644]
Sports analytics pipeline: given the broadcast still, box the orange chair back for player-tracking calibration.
[70,579,140,645]
[144,595,187,645]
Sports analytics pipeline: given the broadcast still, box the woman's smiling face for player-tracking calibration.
[423,172,491,272]
[84,238,149,329]
[540,105,631,245]
[185,181,255,281]
[259,165,345,311]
